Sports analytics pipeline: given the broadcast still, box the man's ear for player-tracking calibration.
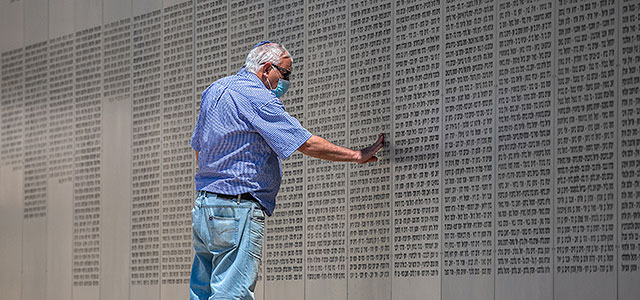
[261,62,272,77]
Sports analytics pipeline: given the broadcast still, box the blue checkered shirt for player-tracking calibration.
[190,68,312,215]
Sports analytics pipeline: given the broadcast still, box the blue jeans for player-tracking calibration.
[189,191,265,300]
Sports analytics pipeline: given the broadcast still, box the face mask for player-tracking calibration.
[269,66,290,98]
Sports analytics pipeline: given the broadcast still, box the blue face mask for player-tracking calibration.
[269,66,290,98]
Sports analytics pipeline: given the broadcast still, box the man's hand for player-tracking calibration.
[356,133,384,164]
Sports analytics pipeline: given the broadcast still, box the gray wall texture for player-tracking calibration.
[1,0,639,299]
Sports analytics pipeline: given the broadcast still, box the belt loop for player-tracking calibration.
[237,194,241,204]
[195,192,201,207]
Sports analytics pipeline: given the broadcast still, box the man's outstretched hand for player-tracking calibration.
[357,133,384,164]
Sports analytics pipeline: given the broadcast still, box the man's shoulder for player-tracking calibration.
[224,72,278,107]
[200,72,277,113]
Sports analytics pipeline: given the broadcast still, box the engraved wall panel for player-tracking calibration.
[72,1,104,296]
[73,25,102,288]
[20,3,49,300]
[0,5,24,295]
[1,48,24,168]
[495,1,553,299]
[130,2,164,299]
[304,0,350,298]
[104,19,131,103]
[101,2,133,299]
[347,0,393,299]
[264,0,306,298]
[131,8,163,287]
[392,0,442,299]
[618,1,640,299]
[47,24,75,300]
[21,39,49,300]
[48,34,75,183]
[194,0,228,109]
[555,0,617,299]
[441,1,496,299]
[161,0,194,287]
[228,0,266,71]
[23,40,48,220]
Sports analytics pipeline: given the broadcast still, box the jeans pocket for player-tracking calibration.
[248,209,265,260]
[250,208,265,222]
[203,206,240,250]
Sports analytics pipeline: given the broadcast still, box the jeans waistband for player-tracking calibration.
[195,190,261,208]
[198,190,255,200]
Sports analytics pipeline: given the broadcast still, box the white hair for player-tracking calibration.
[244,42,292,73]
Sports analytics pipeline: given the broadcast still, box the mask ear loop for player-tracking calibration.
[266,64,279,90]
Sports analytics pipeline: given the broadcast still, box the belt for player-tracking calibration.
[198,190,257,202]
[196,191,266,213]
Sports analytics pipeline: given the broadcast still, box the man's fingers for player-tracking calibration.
[371,134,384,149]
[376,141,383,151]
[371,137,384,154]
[358,134,385,164]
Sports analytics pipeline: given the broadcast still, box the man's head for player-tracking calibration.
[245,41,292,97]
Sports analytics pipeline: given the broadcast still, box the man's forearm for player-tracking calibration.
[298,135,360,162]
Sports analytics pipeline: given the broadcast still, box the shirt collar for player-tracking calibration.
[237,68,262,84]
[237,68,264,86]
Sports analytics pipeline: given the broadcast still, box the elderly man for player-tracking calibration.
[189,41,384,300]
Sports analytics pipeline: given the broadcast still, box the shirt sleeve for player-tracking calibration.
[250,100,312,160]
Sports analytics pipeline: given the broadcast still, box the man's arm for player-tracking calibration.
[195,150,199,165]
[298,133,384,164]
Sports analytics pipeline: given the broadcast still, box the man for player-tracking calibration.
[189,41,384,300]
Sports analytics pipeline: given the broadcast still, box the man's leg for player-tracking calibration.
[190,204,213,300]
[208,203,264,300]
[244,207,265,298]
[189,194,264,300]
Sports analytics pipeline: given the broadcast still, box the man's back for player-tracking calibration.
[191,68,311,215]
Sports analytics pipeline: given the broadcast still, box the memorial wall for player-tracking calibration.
[0,0,639,299]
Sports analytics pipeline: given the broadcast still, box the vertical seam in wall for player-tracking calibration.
[46,0,51,297]
[191,2,198,297]
[551,1,558,299]
[302,1,309,299]
[389,0,395,299]
[99,1,105,298]
[71,17,76,300]
[492,1,498,298]
[21,3,25,300]
[72,9,77,300]
[346,0,351,297]
[302,0,308,297]
[615,1,621,299]
[439,0,445,298]
[129,0,134,297]
[159,4,164,297]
